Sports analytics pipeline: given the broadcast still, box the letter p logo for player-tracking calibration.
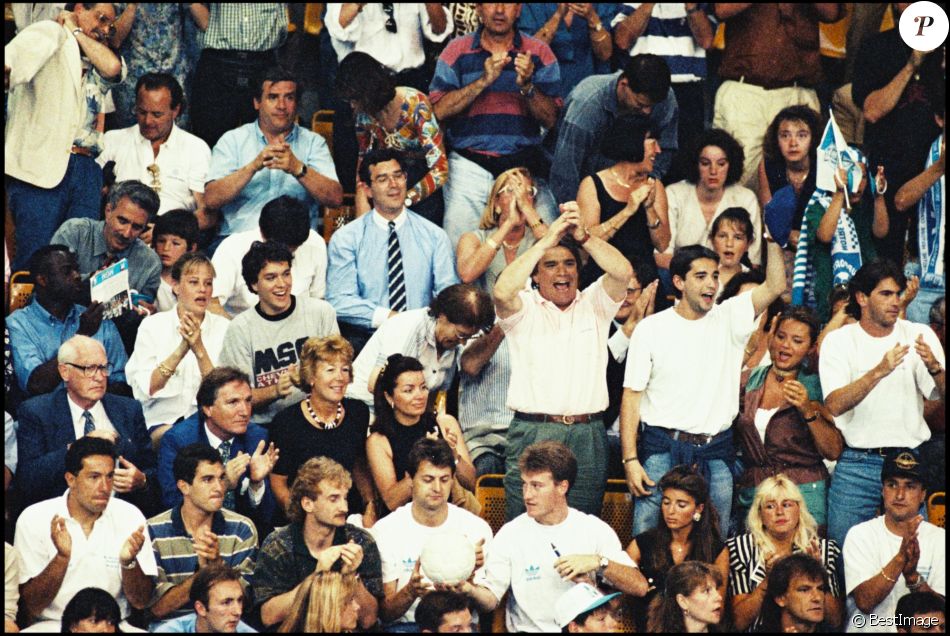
[899,1,948,51]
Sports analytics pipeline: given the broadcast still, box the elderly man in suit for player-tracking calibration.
[158,366,278,532]
[16,335,157,513]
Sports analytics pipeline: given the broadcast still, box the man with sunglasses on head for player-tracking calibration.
[15,335,157,513]
[5,2,125,272]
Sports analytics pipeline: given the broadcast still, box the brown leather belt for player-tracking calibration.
[514,411,597,425]
[659,427,714,446]
[70,145,94,157]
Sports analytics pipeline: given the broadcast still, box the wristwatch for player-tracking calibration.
[295,163,308,179]
[590,21,604,32]
[519,83,536,99]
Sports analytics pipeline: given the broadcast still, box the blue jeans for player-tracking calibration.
[904,262,943,325]
[474,451,506,477]
[8,154,102,271]
[632,452,733,541]
[442,151,559,249]
[383,622,420,633]
[828,448,887,549]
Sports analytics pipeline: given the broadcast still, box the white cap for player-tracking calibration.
[554,583,621,629]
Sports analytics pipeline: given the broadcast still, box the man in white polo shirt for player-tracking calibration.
[492,204,633,519]
[462,441,647,632]
[14,436,157,631]
[821,260,945,550]
[347,284,494,408]
[620,238,785,539]
[209,195,328,318]
[98,73,213,227]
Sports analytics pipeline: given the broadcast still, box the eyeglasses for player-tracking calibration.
[372,170,407,185]
[451,325,483,343]
[146,164,162,193]
[382,3,397,33]
[65,362,113,378]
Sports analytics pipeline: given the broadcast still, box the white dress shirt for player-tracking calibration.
[66,394,115,440]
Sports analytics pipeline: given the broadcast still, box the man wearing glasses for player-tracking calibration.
[5,2,125,271]
[15,334,157,512]
[327,148,460,355]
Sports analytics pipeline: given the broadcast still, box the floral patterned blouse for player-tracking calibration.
[354,86,448,204]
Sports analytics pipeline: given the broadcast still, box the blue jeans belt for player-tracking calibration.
[514,411,595,425]
[643,423,721,446]
[848,446,903,457]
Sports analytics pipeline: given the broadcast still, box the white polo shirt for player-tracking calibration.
[14,491,158,622]
[98,123,211,214]
[211,229,328,317]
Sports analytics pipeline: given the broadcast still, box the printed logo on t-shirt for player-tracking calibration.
[401,557,416,574]
[524,564,542,582]
[253,337,307,387]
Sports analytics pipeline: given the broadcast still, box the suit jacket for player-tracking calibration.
[16,386,157,507]
[158,413,276,525]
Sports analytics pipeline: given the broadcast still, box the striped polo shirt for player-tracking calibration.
[147,505,259,617]
[612,3,717,83]
[429,26,561,156]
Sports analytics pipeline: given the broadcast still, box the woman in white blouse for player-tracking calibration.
[662,129,762,270]
[126,253,228,449]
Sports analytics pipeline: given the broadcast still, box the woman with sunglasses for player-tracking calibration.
[576,114,669,281]
[456,167,548,293]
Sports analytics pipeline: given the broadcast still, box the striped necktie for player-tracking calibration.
[82,410,95,435]
[388,221,407,312]
[218,440,236,510]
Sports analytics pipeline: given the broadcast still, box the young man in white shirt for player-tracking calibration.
[461,441,647,633]
[372,438,492,630]
[621,239,786,538]
[844,449,945,633]
[14,436,157,631]
[821,260,945,549]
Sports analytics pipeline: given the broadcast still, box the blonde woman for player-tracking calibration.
[278,571,361,633]
[726,474,843,631]
[126,252,227,450]
[456,167,548,294]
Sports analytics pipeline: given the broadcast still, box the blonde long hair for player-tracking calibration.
[278,571,359,633]
[477,167,534,230]
[746,474,819,560]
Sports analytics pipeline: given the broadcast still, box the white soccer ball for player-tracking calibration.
[419,532,476,585]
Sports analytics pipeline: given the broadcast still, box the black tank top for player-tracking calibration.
[389,412,442,480]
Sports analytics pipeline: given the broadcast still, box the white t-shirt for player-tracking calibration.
[370,502,493,624]
[155,277,177,313]
[476,508,635,633]
[844,516,945,633]
[211,229,328,316]
[623,293,756,435]
[819,321,943,449]
[15,492,158,623]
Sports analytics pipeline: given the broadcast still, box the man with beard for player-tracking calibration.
[821,261,945,549]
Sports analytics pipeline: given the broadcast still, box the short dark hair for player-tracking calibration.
[196,367,251,410]
[241,240,294,290]
[135,71,184,111]
[621,54,672,104]
[685,129,745,186]
[259,196,311,248]
[716,269,765,304]
[758,554,828,632]
[428,284,495,333]
[775,306,821,345]
[29,244,75,281]
[896,591,945,624]
[335,51,397,115]
[670,245,720,299]
[518,440,577,490]
[372,354,426,439]
[407,437,456,478]
[152,208,199,249]
[600,114,654,163]
[190,562,244,608]
[173,443,223,485]
[65,436,117,476]
[61,587,121,633]
[256,66,299,100]
[847,260,907,319]
[107,180,161,219]
[709,207,756,246]
[415,590,471,632]
[762,105,822,166]
[359,148,407,185]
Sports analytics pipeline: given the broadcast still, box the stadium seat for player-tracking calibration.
[475,473,506,536]
[311,109,334,155]
[7,270,33,314]
[928,491,945,528]
[322,193,355,243]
